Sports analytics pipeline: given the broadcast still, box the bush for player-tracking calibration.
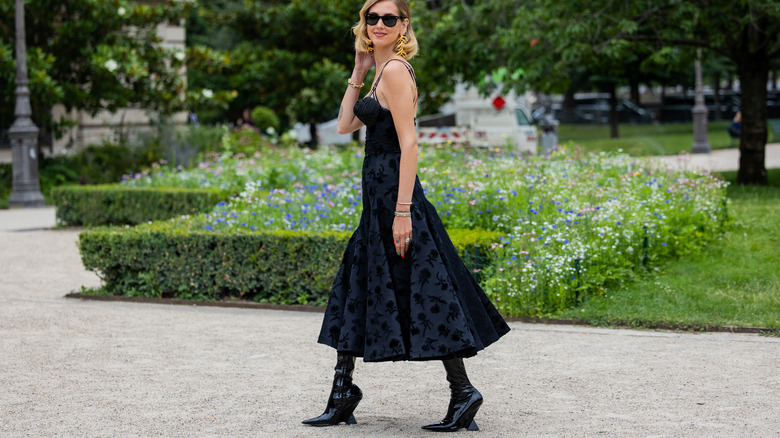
[0,162,10,207]
[52,184,227,227]
[250,106,280,133]
[78,225,501,305]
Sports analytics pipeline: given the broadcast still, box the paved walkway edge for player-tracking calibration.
[64,293,776,335]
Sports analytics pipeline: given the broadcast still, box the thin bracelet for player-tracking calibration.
[397,201,412,206]
[348,79,364,89]
[394,211,411,217]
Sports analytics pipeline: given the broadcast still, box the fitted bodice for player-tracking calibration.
[354,96,401,155]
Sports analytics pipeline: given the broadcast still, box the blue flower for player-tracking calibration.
[204,225,213,231]
[217,201,226,206]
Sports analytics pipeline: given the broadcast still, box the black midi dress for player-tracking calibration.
[317,59,510,362]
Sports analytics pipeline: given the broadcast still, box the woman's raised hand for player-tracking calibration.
[354,37,375,74]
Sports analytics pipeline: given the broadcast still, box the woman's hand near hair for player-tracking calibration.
[337,38,374,134]
[355,48,374,77]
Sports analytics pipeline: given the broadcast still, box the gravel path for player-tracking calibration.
[1,208,779,438]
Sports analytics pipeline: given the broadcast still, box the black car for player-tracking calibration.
[656,92,741,123]
[533,94,655,125]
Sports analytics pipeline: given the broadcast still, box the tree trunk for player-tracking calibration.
[630,78,640,105]
[608,83,619,139]
[736,52,769,186]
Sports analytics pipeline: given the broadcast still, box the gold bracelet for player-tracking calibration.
[348,79,364,89]
[394,211,412,217]
[397,201,413,206]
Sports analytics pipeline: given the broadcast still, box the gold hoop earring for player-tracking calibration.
[368,42,374,54]
[396,34,408,58]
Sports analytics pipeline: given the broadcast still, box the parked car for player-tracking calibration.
[533,93,655,125]
[656,91,741,123]
[655,90,780,122]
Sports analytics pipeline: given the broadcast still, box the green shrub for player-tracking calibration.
[0,162,10,205]
[78,225,501,305]
[53,184,227,227]
[250,106,280,133]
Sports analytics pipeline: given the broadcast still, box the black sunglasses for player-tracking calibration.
[365,13,404,27]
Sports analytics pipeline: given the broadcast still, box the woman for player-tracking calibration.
[302,0,510,432]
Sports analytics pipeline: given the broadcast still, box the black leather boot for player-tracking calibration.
[302,353,363,426]
[421,358,483,432]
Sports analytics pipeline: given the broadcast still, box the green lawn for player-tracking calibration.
[556,168,780,331]
[557,122,736,156]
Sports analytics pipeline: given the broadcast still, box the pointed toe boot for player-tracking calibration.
[302,353,363,427]
[422,358,483,432]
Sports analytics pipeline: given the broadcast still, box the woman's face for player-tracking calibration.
[367,0,407,49]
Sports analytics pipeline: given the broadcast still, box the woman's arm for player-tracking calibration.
[337,49,374,134]
[381,61,418,256]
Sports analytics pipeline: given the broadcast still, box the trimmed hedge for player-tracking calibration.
[52,184,227,227]
[78,226,501,305]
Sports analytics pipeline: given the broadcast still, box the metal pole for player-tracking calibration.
[691,48,711,154]
[8,0,45,208]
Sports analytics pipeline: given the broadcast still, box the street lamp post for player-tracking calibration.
[691,48,711,154]
[8,0,45,208]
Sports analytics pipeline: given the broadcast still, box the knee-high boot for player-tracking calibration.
[302,353,363,426]
[421,358,482,432]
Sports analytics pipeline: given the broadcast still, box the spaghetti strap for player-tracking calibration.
[370,59,417,103]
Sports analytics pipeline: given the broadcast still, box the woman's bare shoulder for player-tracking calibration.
[381,60,415,89]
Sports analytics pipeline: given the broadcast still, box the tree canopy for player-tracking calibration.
[0,0,195,141]
[417,0,780,184]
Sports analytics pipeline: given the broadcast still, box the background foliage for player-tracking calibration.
[0,0,192,143]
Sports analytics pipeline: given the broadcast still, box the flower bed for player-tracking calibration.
[93,145,729,316]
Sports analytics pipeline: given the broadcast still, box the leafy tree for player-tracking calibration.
[0,0,196,148]
[188,0,360,128]
[419,0,778,185]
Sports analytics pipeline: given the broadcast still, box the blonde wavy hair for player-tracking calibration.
[353,0,418,60]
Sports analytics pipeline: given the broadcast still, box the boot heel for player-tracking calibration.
[345,414,357,425]
[466,420,479,431]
